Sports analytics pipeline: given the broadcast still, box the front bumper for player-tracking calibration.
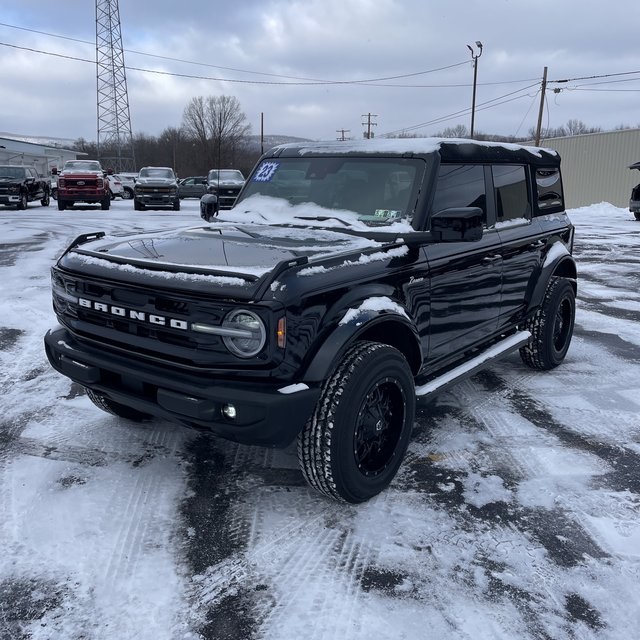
[58,189,107,203]
[0,195,20,205]
[44,326,320,447]
[135,193,177,207]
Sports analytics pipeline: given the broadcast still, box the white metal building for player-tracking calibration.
[0,136,85,176]
[540,128,640,209]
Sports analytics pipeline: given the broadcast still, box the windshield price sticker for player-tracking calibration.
[253,161,280,182]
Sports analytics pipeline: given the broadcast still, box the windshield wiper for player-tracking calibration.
[293,215,351,227]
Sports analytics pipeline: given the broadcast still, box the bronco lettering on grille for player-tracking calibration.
[78,297,188,330]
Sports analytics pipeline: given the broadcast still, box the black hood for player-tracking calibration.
[58,223,383,298]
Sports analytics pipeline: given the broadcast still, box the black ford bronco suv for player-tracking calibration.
[44,138,576,503]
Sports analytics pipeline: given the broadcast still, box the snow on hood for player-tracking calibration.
[67,220,386,282]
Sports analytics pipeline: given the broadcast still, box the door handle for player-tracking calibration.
[530,240,545,248]
[482,254,502,265]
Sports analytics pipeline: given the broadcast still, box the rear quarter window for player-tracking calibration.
[534,167,565,215]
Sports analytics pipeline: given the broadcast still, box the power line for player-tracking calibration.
[381,82,540,136]
[0,22,470,85]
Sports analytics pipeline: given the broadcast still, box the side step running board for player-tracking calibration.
[415,330,531,398]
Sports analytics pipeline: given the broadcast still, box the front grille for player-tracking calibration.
[52,270,255,367]
[62,177,101,188]
[137,187,171,194]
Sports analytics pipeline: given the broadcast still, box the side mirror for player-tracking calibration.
[430,207,483,242]
[200,194,219,222]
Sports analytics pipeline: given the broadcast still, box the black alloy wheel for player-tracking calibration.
[298,341,415,503]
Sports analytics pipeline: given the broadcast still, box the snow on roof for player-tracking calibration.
[273,137,557,159]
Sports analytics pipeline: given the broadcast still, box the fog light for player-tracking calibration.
[222,404,237,419]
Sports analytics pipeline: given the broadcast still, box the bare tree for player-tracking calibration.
[437,124,469,138]
[181,95,251,169]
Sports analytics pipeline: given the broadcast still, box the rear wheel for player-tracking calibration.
[298,341,415,503]
[122,187,133,200]
[520,276,575,370]
[86,388,152,422]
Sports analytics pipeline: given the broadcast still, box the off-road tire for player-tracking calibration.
[17,192,27,210]
[57,199,66,211]
[634,212,640,222]
[173,200,181,211]
[41,191,50,206]
[86,388,151,422]
[520,276,575,370]
[134,200,145,211]
[297,341,415,503]
[101,197,111,211]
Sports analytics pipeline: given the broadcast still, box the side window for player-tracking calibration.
[492,165,530,222]
[534,167,564,215]
[431,164,487,225]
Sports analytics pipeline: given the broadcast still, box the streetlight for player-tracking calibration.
[467,41,483,139]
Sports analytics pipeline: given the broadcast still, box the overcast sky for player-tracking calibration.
[2,0,639,144]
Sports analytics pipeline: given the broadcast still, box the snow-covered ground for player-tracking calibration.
[0,199,639,639]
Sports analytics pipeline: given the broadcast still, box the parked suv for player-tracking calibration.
[44,138,576,503]
[0,165,50,209]
[200,168,245,215]
[134,167,180,211]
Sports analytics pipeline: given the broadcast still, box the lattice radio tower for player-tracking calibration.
[95,0,135,172]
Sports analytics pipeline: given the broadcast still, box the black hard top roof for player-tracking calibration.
[268,138,560,167]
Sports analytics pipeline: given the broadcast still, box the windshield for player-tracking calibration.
[0,167,27,179]
[139,168,174,179]
[234,156,426,228]
[63,161,102,172]
[208,169,245,182]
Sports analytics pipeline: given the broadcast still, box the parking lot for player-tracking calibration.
[1,198,639,639]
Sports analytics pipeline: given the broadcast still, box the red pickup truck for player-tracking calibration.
[55,160,111,211]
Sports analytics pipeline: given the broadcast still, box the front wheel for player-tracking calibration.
[520,276,575,370]
[57,199,66,211]
[86,388,152,422]
[634,212,640,222]
[101,197,110,210]
[298,342,415,503]
[41,191,50,206]
[17,192,27,210]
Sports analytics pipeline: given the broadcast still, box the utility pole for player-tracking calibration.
[534,66,548,146]
[467,41,483,139]
[361,113,377,139]
[336,129,350,141]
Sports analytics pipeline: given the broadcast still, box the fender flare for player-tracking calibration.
[301,303,422,384]
[527,243,577,312]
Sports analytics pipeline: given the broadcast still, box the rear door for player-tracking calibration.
[491,164,544,328]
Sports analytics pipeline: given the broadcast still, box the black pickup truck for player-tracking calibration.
[44,138,576,503]
[0,165,50,209]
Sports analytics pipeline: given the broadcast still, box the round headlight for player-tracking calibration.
[222,309,266,358]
